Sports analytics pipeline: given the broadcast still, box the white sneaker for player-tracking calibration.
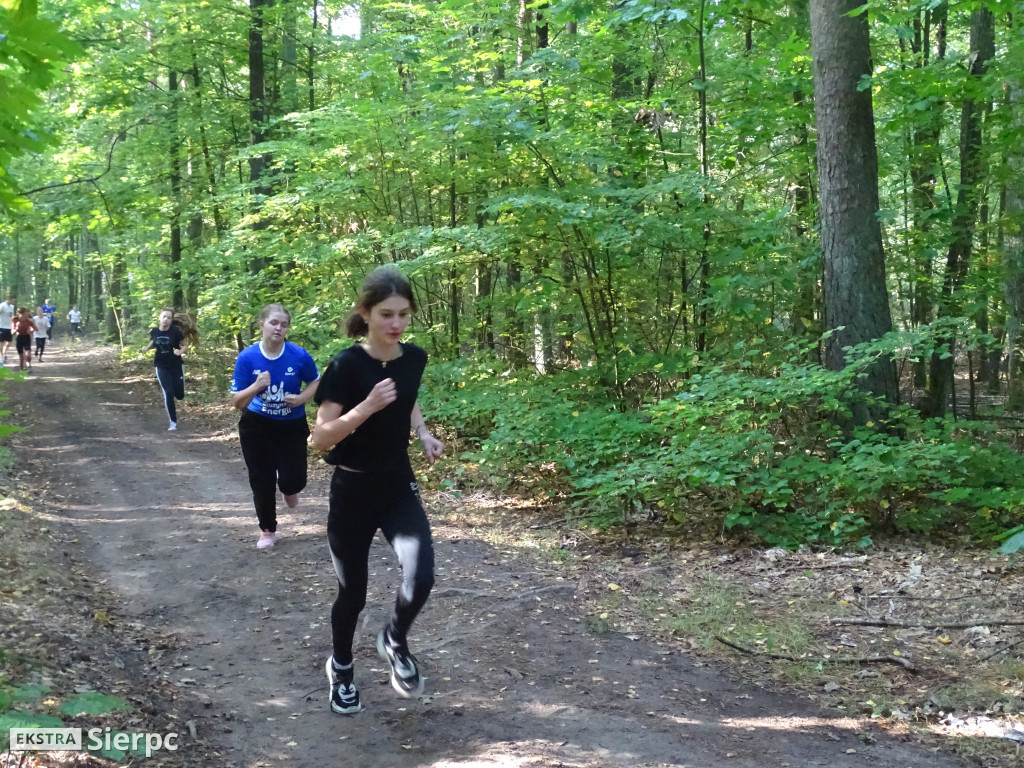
[257,531,277,549]
[168,422,177,431]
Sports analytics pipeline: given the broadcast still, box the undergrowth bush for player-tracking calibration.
[421,327,1024,549]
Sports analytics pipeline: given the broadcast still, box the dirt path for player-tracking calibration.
[6,345,967,768]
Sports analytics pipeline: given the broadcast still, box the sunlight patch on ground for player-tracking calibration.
[433,759,531,768]
[660,712,866,732]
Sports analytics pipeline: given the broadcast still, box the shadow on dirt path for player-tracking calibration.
[5,346,966,767]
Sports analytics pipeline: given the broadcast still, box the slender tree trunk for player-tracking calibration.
[788,0,817,338]
[504,260,527,367]
[307,0,317,110]
[90,260,103,331]
[923,5,995,417]
[475,253,494,352]
[105,254,125,344]
[448,175,460,351]
[810,0,898,417]
[68,234,79,308]
[190,52,226,236]
[281,0,299,114]
[909,2,946,387]
[249,0,272,275]
[168,69,184,309]
[694,0,711,353]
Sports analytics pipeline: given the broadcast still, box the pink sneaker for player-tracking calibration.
[257,531,277,549]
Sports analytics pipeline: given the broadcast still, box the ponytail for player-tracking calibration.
[164,307,200,348]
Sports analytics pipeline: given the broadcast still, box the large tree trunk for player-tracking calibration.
[923,5,995,417]
[810,0,897,417]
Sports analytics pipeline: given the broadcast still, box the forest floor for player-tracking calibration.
[0,339,1022,768]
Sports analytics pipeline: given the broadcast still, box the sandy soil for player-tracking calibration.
[3,343,969,768]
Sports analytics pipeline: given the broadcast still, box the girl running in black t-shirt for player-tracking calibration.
[313,267,443,715]
[140,309,198,430]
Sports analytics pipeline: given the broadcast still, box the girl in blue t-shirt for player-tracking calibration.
[230,303,320,549]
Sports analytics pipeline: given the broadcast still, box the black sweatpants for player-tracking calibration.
[238,410,309,533]
[327,468,435,666]
[155,365,184,423]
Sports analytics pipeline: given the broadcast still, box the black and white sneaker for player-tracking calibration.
[326,657,362,714]
[376,627,424,697]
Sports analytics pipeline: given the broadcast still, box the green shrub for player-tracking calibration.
[421,329,1024,548]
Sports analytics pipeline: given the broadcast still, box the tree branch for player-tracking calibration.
[832,618,1024,629]
[715,636,918,672]
[19,120,147,197]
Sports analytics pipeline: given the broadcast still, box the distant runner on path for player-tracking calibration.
[13,308,37,372]
[67,306,83,337]
[32,307,50,362]
[312,267,444,715]
[230,303,320,551]
[140,308,197,431]
[0,295,15,364]
[42,299,56,340]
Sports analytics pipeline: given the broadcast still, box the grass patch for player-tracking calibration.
[668,575,813,659]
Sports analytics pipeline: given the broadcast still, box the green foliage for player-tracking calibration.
[0,0,82,208]
[58,691,131,717]
[12,682,50,701]
[0,676,63,751]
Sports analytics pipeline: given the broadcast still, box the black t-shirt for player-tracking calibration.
[150,325,184,369]
[314,342,427,474]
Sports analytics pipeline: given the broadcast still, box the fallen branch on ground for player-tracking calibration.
[781,557,869,572]
[978,637,1024,663]
[832,617,1024,629]
[714,636,918,672]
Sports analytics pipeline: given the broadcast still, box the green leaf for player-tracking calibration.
[59,692,132,717]
[13,683,50,701]
[997,531,1024,555]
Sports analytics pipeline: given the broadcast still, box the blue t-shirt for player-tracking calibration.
[231,341,320,421]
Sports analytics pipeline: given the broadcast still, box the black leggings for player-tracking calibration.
[238,410,309,533]
[155,365,184,423]
[327,468,435,666]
